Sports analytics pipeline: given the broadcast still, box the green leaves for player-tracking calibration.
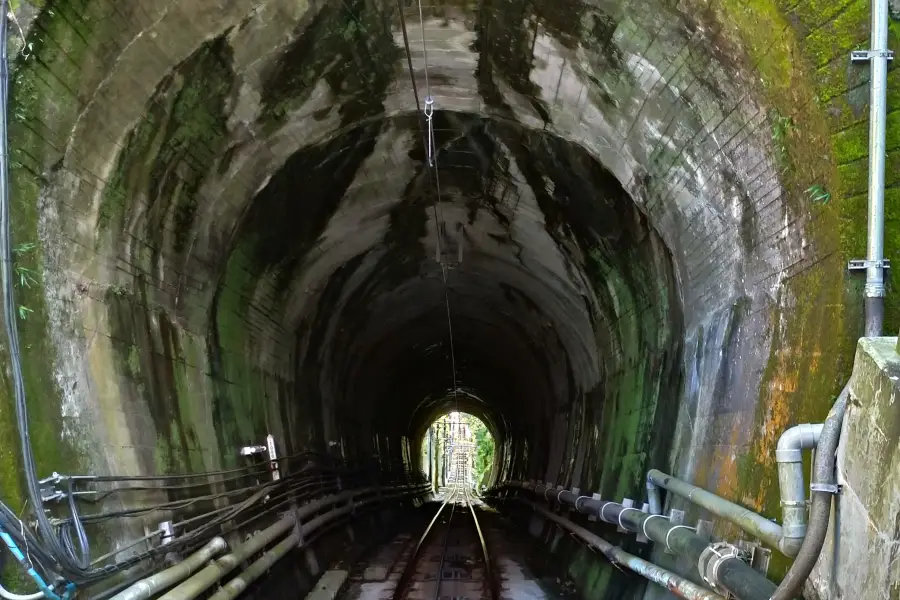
[806,184,831,204]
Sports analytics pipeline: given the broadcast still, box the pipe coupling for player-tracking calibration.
[782,523,808,539]
[698,542,742,592]
[865,282,887,298]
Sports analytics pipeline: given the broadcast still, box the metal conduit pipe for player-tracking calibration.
[522,500,725,600]
[158,516,295,600]
[503,482,777,600]
[207,533,301,600]
[646,478,663,515]
[771,387,848,600]
[775,423,823,550]
[157,484,428,600]
[647,422,822,559]
[862,0,891,337]
[645,470,785,553]
[109,538,227,600]
[205,487,423,600]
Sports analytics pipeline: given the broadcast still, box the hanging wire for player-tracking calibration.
[398,0,459,408]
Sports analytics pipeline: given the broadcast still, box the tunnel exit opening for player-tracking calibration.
[421,411,495,492]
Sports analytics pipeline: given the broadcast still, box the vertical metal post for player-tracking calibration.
[863,0,891,336]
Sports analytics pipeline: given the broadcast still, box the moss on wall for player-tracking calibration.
[97,36,234,257]
[260,0,399,132]
[669,0,892,584]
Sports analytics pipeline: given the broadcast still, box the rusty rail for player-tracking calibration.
[392,488,458,600]
[461,488,499,600]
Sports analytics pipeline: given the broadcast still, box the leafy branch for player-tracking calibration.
[12,241,38,319]
[806,184,831,204]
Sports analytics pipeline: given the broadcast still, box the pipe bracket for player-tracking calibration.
[779,500,806,507]
[850,49,895,62]
[810,482,841,494]
[664,525,696,553]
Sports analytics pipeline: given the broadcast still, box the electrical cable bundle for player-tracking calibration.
[0,0,426,595]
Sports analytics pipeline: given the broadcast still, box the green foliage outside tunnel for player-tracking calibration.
[471,416,494,491]
[421,411,494,490]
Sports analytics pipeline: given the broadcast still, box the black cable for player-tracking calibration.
[66,479,90,566]
[1,0,92,580]
[74,449,328,482]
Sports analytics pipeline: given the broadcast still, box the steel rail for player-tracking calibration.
[392,488,458,600]
[461,488,499,600]
[432,493,458,600]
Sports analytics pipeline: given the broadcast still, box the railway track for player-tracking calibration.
[392,486,498,600]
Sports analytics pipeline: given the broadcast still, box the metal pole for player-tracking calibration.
[864,0,891,336]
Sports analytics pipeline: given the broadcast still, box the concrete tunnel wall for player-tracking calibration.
[0,0,897,597]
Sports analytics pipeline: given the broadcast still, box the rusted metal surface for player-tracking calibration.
[462,488,499,600]
[392,489,457,600]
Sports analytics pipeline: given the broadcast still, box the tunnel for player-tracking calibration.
[0,0,893,599]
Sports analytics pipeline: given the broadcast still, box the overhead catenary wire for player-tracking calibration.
[397,0,459,407]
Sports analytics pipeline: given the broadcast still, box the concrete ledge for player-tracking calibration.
[809,337,900,599]
[304,570,349,600]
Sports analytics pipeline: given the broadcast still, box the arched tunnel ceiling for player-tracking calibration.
[15,0,820,498]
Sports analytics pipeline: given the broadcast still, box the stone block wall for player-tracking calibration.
[807,337,900,600]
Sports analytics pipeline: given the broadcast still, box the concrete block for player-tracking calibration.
[808,337,900,599]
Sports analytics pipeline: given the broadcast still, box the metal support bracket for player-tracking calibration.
[267,434,280,481]
[239,445,266,456]
[636,503,651,543]
[810,482,841,494]
[158,520,174,545]
[587,493,602,522]
[569,487,580,512]
[617,498,634,533]
[851,49,895,62]
[737,539,771,577]
[848,258,891,271]
[665,509,685,555]
[695,519,714,542]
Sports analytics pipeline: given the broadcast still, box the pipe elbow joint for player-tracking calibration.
[778,535,805,558]
[776,423,824,463]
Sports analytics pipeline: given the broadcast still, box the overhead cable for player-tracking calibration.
[398,0,460,402]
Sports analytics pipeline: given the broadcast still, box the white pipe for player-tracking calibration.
[109,537,227,600]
